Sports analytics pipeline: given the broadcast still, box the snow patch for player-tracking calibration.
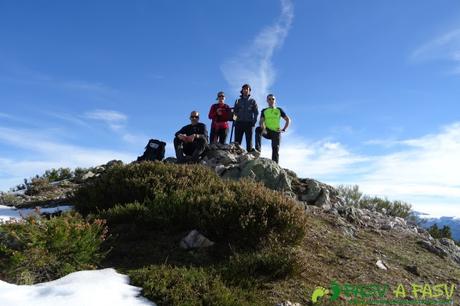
[0,268,155,306]
[0,205,73,222]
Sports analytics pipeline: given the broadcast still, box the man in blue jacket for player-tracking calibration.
[233,84,259,152]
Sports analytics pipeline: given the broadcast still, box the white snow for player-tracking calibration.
[0,268,155,306]
[0,205,73,222]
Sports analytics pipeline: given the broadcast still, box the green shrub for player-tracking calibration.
[359,196,412,218]
[129,265,262,306]
[73,162,307,250]
[427,224,453,240]
[0,193,21,206]
[99,202,152,226]
[0,212,108,284]
[337,185,412,218]
[336,184,362,206]
[43,168,73,182]
[221,244,302,288]
[25,177,55,196]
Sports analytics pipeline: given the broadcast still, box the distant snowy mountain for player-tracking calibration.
[413,211,460,241]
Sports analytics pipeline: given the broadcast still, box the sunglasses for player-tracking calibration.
[190,116,199,119]
[218,95,225,98]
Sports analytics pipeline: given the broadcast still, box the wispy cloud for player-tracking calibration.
[221,0,294,103]
[0,59,117,95]
[85,109,128,131]
[0,127,135,191]
[61,80,116,95]
[45,111,91,128]
[412,28,460,74]
[84,109,147,145]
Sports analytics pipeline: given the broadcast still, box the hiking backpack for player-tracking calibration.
[137,139,166,162]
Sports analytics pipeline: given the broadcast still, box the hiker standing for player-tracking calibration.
[255,94,291,163]
[208,91,232,144]
[233,84,258,151]
[174,111,208,163]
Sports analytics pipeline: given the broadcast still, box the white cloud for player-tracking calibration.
[221,0,294,103]
[273,122,460,216]
[85,109,127,125]
[62,80,116,95]
[357,123,460,199]
[412,28,460,74]
[0,127,135,191]
[267,133,368,179]
[84,109,147,145]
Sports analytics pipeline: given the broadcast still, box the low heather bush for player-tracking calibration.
[0,212,108,284]
[73,162,307,250]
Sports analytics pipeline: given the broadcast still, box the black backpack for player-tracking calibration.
[137,139,166,162]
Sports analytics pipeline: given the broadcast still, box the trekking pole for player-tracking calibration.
[229,121,234,143]
[229,106,235,143]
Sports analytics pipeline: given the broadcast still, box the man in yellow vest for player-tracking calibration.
[255,94,291,163]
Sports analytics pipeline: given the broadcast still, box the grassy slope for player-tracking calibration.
[102,209,460,305]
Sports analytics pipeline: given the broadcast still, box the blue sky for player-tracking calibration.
[1,0,460,216]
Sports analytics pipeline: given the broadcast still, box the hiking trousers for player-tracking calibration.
[255,127,281,163]
[234,121,254,151]
[210,127,228,145]
[174,137,207,163]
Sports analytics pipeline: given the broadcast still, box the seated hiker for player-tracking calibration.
[255,94,291,163]
[137,139,166,162]
[174,111,209,163]
[208,91,232,144]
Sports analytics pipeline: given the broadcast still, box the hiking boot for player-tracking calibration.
[248,148,261,157]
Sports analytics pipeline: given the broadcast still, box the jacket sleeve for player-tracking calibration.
[252,100,259,124]
[203,125,209,142]
[175,126,187,137]
[199,124,209,142]
[233,99,240,118]
[208,104,216,120]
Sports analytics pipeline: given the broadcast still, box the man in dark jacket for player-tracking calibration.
[233,84,259,151]
[174,111,208,163]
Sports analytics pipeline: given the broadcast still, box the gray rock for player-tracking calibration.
[163,157,178,163]
[314,189,331,210]
[275,301,301,306]
[404,265,420,276]
[179,230,214,249]
[299,180,322,202]
[205,149,238,165]
[81,171,95,181]
[239,158,292,191]
[381,221,395,231]
[376,259,388,270]
[418,240,449,258]
[221,166,241,180]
